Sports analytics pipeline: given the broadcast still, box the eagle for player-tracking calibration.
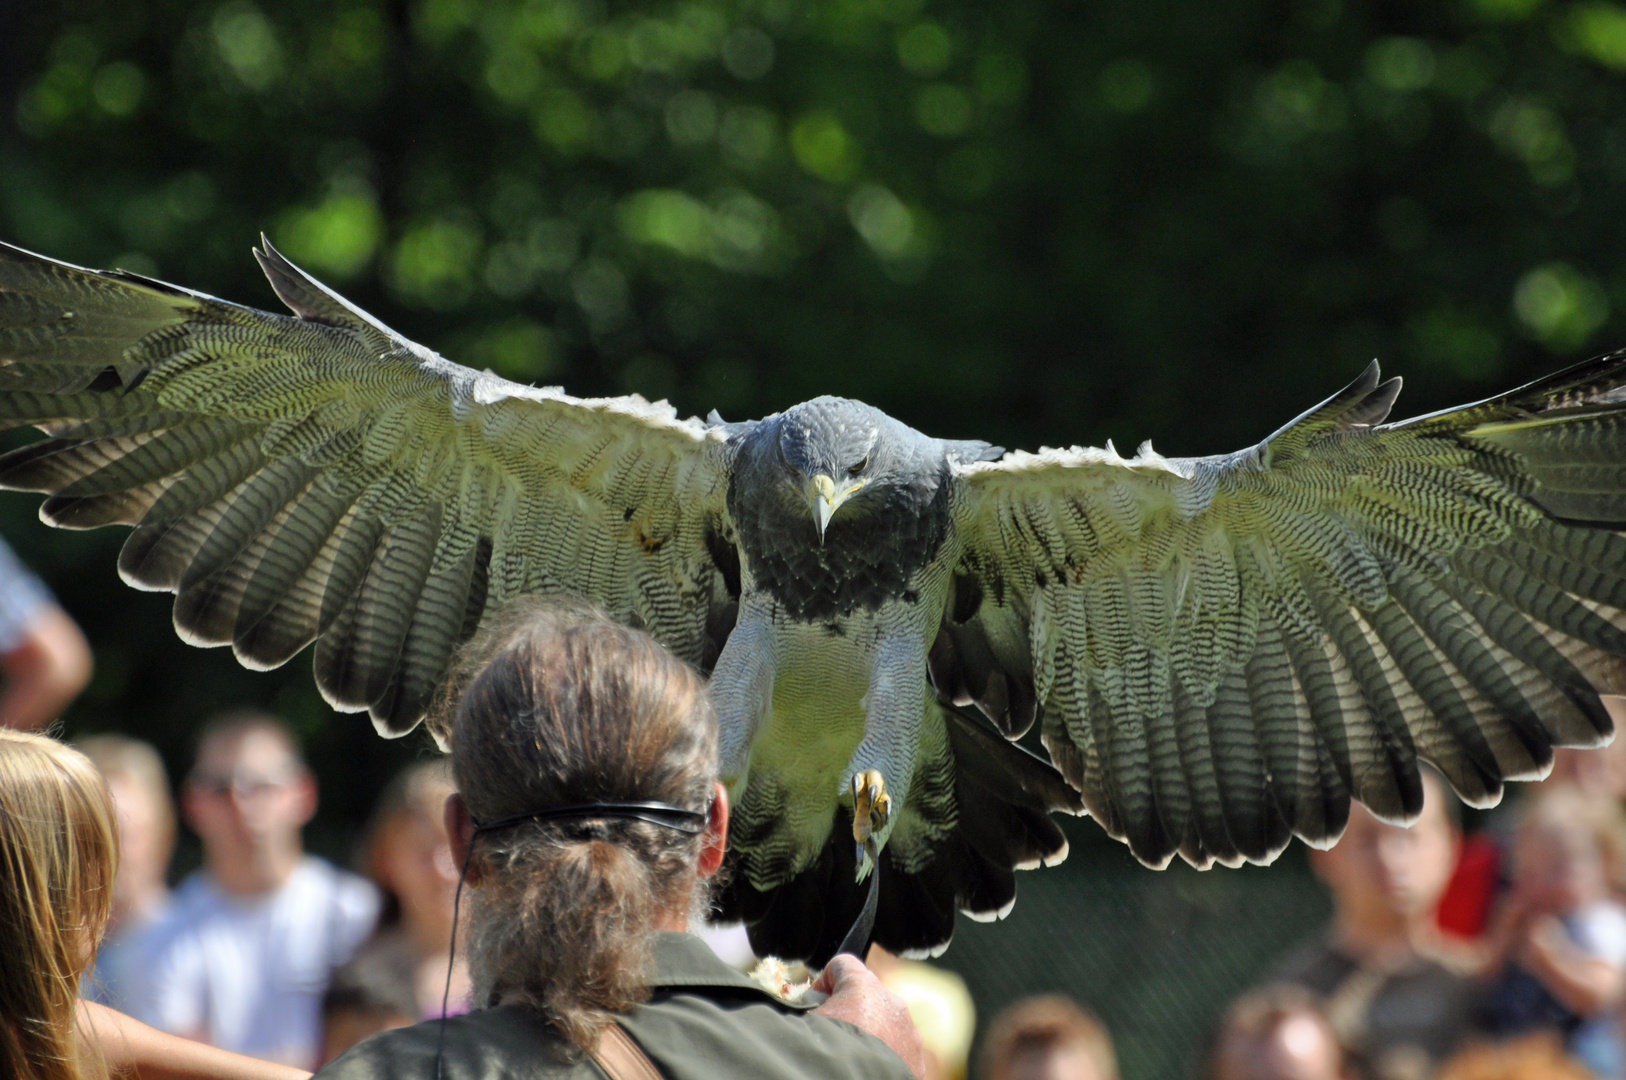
[2,238,1624,963]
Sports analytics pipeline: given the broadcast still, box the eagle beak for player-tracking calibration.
[808,473,864,543]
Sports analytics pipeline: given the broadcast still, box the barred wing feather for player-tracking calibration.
[951,358,1626,869]
[0,240,734,734]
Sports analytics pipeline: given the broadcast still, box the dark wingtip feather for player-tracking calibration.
[253,237,398,339]
[1345,376,1403,428]
[1261,362,1407,463]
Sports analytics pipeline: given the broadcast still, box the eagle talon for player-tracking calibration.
[851,769,890,881]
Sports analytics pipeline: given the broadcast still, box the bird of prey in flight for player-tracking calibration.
[2,239,1624,963]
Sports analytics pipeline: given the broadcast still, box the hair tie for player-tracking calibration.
[471,800,707,836]
[567,819,610,841]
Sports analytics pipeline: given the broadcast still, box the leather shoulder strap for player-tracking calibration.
[591,1023,665,1080]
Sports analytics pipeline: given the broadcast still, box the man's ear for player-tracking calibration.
[445,792,481,886]
[696,781,729,880]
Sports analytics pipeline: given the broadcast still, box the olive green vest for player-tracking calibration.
[315,932,914,1080]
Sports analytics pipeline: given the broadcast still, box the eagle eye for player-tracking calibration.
[848,457,868,476]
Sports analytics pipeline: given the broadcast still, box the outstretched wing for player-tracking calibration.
[0,240,737,734]
[948,358,1626,869]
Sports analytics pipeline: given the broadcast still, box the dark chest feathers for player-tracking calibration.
[729,472,955,622]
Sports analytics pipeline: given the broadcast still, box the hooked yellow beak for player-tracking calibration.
[807,473,865,542]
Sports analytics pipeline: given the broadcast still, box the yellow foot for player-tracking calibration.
[851,769,891,880]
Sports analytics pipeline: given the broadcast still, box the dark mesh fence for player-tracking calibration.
[934,814,1334,1080]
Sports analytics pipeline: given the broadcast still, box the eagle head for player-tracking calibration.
[775,397,889,542]
[727,397,997,575]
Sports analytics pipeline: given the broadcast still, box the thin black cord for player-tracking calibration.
[435,840,476,1080]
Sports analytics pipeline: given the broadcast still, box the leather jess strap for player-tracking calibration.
[592,1024,665,1080]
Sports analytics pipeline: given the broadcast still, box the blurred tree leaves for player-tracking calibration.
[12,0,1626,466]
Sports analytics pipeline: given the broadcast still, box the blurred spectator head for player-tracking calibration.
[1548,742,1626,802]
[362,760,458,940]
[0,729,118,1077]
[77,734,174,926]
[1310,768,1459,933]
[1511,783,1626,913]
[1548,700,1626,800]
[317,946,421,1066]
[1207,986,1346,1080]
[183,710,314,866]
[869,949,974,1080]
[1434,1033,1595,1080]
[980,995,1117,1080]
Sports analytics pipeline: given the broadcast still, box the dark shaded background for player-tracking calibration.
[3,0,1621,1074]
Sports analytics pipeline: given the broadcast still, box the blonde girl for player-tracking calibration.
[0,727,306,1080]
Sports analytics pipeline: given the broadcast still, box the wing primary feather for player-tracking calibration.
[1362,593,1502,805]
[1306,586,1424,822]
[176,458,319,595]
[1170,681,1234,869]
[312,505,443,711]
[1456,547,1626,661]
[1142,676,1193,867]
[227,479,371,669]
[1092,679,1171,868]
[1434,574,1609,751]
[1280,622,1404,821]
[117,443,270,591]
[1246,617,1339,843]
[1205,664,1289,864]
[367,530,487,735]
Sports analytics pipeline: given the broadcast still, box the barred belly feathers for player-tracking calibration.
[4,238,1626,962]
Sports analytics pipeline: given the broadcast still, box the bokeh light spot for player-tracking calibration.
[212,2,283,91]
[1513,263,1609,350]
[791,111,860,182]
[277,192,385,280]
[92,62,146,116]
[898,22,952,78]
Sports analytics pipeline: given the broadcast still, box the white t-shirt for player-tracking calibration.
[1567,899,1626,1077]
[127,857,379,1066]
[84,900,169,1009]
[1567,900,1626,966]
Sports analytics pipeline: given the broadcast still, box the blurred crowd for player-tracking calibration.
[1197,742,1626,1080]
[66,710,1626,1080]
[59,698,1011,1077]
[75,713,468,1069]
[960,736,1626,1080]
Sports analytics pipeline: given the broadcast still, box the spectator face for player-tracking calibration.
[183,726,314,857]
[1313,776,1458,927]
[1212,1009,1344,1080]
[1004,1043,1110,1080]
[372,788,459,939]
[1550,702,1626,799]
[103,770,173,917]
[1515,817,1606,913]
[980,996,1117,1080]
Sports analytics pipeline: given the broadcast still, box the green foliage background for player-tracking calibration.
[4,0,1624,1074]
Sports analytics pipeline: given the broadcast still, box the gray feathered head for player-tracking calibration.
[735,396,1000,542]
